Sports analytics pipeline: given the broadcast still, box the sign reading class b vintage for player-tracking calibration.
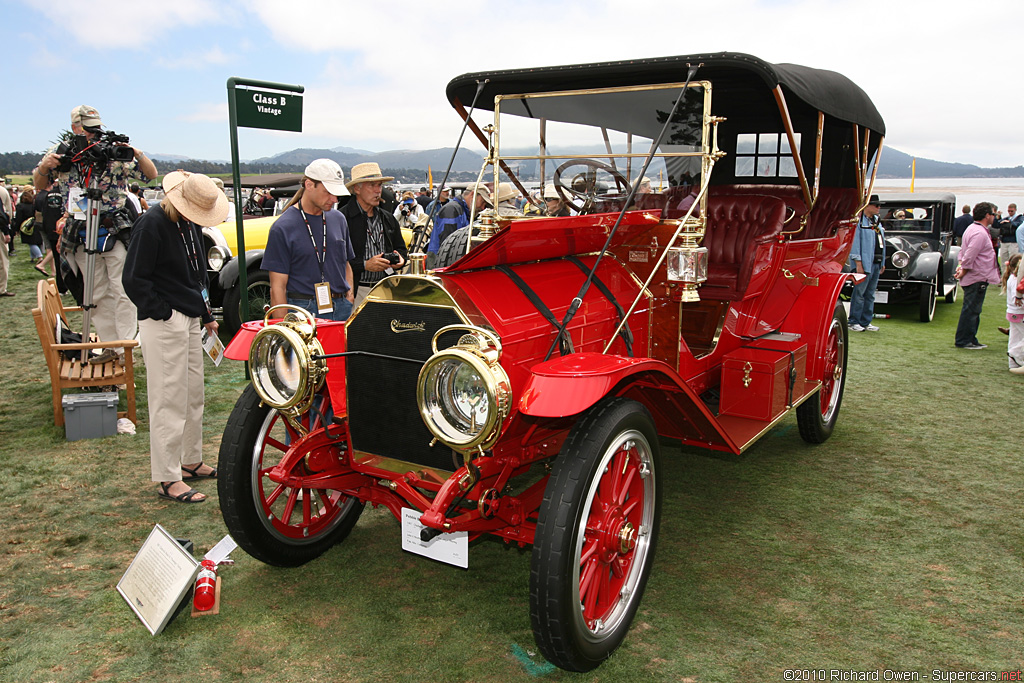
[233,86,303,132]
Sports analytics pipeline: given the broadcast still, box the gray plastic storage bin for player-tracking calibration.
[62,392,118,441]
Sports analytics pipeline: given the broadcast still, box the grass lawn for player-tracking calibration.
[1,251,1022,683]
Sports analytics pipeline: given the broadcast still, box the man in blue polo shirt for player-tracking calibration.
[263,159,356,321]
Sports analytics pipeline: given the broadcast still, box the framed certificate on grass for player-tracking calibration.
[117,524,201,635]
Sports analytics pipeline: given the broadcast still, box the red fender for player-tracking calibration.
[782,271,853,381]
[519,353,670,418]
[519,352,738,452]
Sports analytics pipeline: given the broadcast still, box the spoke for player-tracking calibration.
[596,562,612,611]
[579,557,599,601]
[264,481,288,507]
[622,498,640,520]
[579,537,598,567]
[265,436,288,453]
[611,555,627,578]
[281,487,299,525]
[302,488,312,526]
[316,488,334,514]
[617,466,637,507]
[581,560,602,617]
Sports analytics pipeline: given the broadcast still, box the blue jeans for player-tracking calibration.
[285,296,353,322]
[29,244,43,260]
[849,262,881,327]
[954,282,988,347]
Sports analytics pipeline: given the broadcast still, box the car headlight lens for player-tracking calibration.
[207,245,231,272]
[250,307,325,413]
[418,329,510,451]
[891,250,910,269]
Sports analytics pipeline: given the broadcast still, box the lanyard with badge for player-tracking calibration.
[299,208,334,314]
[177,219,212,317]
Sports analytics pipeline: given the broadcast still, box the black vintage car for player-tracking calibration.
[874,192,959,321]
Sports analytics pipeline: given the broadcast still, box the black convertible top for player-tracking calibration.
[446,52,885,136]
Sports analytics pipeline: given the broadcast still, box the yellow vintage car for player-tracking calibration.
[204,210,418,335]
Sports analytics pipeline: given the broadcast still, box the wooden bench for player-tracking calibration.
[31,278,138,427]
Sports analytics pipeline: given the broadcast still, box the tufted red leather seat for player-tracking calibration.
[700,195,786,300]
[803,187,860,239]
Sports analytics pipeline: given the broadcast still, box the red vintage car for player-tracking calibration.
[218,52,885,672]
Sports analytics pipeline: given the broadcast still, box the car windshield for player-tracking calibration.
[492,82,711,216]
[882,205,933,233]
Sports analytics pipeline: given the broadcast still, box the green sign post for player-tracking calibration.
[226,78,304,372]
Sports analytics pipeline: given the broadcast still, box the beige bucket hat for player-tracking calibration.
[162,171,230,227]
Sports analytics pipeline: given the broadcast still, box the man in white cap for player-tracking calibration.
[262,159,356,321]
[342,162,407,306]
[33,105,157,354]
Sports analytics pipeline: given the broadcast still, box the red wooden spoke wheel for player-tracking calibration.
[531,398,661,672]
[219,385,364,567]
[797,302,848,443]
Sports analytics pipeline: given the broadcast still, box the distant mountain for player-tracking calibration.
[879,147,1024,179]
[251,146,485,174]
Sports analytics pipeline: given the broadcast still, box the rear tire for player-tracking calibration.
[797,302,848,444]
[530,397,661,672]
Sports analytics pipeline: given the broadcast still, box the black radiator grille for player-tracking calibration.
[346,301,464,471]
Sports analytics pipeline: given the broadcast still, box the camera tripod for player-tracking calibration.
[78,180,105,358]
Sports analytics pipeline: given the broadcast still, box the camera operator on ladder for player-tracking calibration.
[32,105,157,362]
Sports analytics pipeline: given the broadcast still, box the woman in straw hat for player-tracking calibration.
[123,171,229,503]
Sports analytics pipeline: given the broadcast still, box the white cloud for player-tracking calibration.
[156,47,233,71]
[182,102,228,123]
[25,0,225,49]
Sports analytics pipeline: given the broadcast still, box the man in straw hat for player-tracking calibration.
[122,171,228,504]
[263,158,356,321]
[342,162,407,306]
[33,105,157,353]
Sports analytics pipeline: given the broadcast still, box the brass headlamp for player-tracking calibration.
[417,325,511,452]
[249,305,326,416]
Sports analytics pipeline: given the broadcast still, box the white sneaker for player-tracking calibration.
[1010,365,1024,375]
[849,324,865,332]
[864,324,879,332]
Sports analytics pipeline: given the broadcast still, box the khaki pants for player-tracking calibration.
[139,311,205,483]
[73,239,137,343]
[999,242,1019,266]
[0,235,8,294]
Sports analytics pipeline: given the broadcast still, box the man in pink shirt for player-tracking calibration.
[955,202,1001,349]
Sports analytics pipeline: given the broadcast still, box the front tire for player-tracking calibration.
[797,302,848,443]
[223,269,272,337]
[218,385,364,566]
[919,275,937,322]
[945,280,958,304]
[530,397,661,672]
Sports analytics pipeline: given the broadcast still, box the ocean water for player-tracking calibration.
[872,177,1024,214]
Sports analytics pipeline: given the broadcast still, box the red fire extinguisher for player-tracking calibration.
[193,559,217,612]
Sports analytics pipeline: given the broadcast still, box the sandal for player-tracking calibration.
[34,265,48,276]
[181,463,217,481]
[158,482,206,503]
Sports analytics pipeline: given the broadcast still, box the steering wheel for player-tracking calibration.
[552,159,630,214]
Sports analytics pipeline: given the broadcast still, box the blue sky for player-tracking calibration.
[5,0,1022,168]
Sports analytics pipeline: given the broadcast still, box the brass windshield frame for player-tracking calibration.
[491,81,714,215]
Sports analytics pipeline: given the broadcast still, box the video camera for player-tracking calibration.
[55,126,134,173]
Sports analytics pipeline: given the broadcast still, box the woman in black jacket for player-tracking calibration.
[122,171,228,504]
